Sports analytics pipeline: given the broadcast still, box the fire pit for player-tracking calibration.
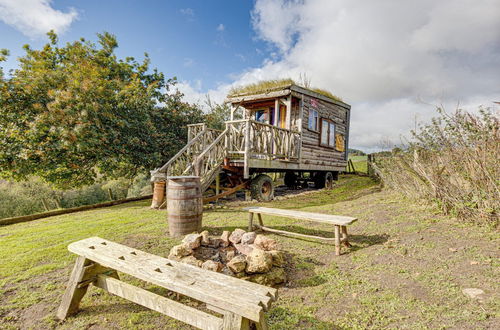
[168,229,287,286]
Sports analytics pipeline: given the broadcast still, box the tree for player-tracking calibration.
[0,31,204,189]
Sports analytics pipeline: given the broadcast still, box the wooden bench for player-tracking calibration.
[57,237,277,329]
[245,207,357,255]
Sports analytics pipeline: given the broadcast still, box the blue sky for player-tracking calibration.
[0,0,269,91]
[1,0,498,150]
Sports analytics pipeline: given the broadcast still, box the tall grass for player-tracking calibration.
[379,107,499,227]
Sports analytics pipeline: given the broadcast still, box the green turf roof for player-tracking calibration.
[228,78,343,102]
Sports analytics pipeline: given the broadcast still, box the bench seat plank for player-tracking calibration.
[244,207,357,225]
[68,237,270,322]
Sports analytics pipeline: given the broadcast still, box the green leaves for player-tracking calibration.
[0,32,204,189]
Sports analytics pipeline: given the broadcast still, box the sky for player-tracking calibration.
[0,0,499,151]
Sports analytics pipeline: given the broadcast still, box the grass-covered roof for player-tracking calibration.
[228,78,343,103]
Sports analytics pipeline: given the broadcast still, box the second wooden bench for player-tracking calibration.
[245,207,357,255]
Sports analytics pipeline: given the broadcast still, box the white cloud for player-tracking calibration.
[179,7,195,21]
[196,0,500,150]
[0,0,78,38]
[216,23,225,32]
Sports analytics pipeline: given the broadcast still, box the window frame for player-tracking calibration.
[307,109,319,132]
[319,118,336,148]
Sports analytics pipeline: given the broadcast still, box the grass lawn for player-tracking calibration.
[348,155,368,174]
[0,175,498,329]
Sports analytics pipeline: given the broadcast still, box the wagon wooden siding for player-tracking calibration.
[300,94,349,169]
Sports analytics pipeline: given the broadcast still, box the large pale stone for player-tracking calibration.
[254,235,277,251]
[229,229,246,244]
[181,255,203,267]
[269,250,286,266]
[248,267,286,286]
[227,255,247,273]
[241,232,257,245]
[182,233,202,249]
[220,231,231,247]
[462,288,485,299]
[168,244,193,261]
[220,246,236,262]
[245,249,272,273]
[201,260,223,272]
[234,243,255,256]
[200,230,210,246]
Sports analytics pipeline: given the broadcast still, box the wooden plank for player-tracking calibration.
[226,89,291,103]
[248,158,345,172]
[256,225,336,242]
[56,256,92,320]
[203,181,248,203]
[95,275,223,330]
[68,238,274,321]
[244,207,357,226]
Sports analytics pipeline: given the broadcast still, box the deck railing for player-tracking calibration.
[225,119,301,162]
[158,125,221,177]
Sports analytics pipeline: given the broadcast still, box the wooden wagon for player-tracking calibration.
[152,82,351,202]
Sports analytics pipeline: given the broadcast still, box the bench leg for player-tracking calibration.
[248,212,254,231]
[257,214,264,227]
[341,226,352,247]
[254,312,268,330]
[334,225,341,256]
[222,312,250,329]
[57,256,93,320]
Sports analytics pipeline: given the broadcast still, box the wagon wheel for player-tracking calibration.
[250,174,274,202]
[313,171,335,189]
[324,172,335,189]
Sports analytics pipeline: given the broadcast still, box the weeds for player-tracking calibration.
[379,107,499,227]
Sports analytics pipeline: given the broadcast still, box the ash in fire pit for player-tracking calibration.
[168,229,286,286]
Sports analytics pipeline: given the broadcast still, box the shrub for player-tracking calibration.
[379,107,499,227]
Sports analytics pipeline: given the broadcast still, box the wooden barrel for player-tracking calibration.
[151,181,166,209]
[167,176,203,237]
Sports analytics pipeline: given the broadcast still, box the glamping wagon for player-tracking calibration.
[152,81,351,202]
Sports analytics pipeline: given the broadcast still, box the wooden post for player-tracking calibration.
[245,190,251,202]
[257,214,264,227]
[298,95,304,163]
[56,256,93,320]
[222,312,250,330]
[248,212,254,231]
[334,225,341,256]
[215,173,220,201]
[243,120,251,179]
[285,96,292,130]
[341,226,351,247]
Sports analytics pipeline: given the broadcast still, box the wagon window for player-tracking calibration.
[255,109,269,123]
[320,118,336,148]
[308,109,319,131]
[320,119,329,145]
[329,122,336,146]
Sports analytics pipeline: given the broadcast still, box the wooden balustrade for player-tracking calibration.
[194,129,229,192]
[159,125,221,177]
[225,119,300,162]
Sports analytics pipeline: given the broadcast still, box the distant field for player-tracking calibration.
[349,155,368,173]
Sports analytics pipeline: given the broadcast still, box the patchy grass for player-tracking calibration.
[0,175,498,329]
